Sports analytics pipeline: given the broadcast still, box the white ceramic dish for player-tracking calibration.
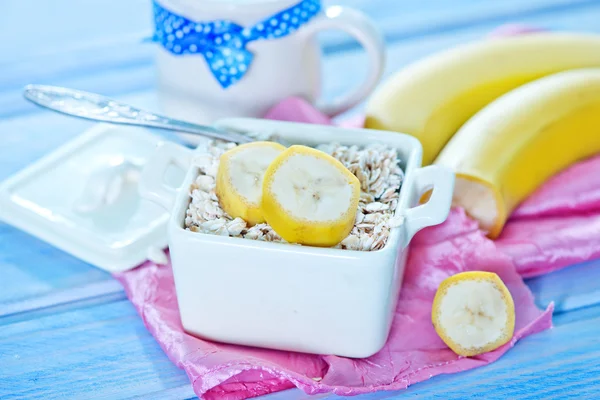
[139,117,454,358]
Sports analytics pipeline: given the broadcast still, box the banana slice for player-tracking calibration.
[432,271,515,357]
[216,141,286,226]
[261,145,361,247]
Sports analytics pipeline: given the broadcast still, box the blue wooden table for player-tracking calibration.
[2,1,600,398]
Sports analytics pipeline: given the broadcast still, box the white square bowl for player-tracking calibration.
[139,117,454,358]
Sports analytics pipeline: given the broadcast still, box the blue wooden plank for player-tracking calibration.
[0,224,116,314]
[2,0,595,63]
[263,310,600,399]
[2,299,597,399]
[526,258,600,314]
[553,302,600,326]
[0,58,156,120]
[0,0,151,64]
[331,0,600,50]
[0,299,195,400]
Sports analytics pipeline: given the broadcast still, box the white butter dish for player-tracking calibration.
[0,124,185,272]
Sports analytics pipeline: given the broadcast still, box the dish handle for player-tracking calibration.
[403,165,454,247]
[139,142,193,210]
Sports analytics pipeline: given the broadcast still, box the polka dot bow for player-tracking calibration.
[152,0,322,89]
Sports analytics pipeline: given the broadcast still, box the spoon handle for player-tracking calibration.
[23,84,253,144]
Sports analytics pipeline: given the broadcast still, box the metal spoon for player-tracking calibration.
[23,84,254,144]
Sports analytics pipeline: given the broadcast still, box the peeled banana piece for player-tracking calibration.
[432,271,515,357]
[261,145,361,247]
[435,68,600,238]
[364,32,600,165]
[216,141,286,226]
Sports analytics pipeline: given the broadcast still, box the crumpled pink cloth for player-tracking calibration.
[116,210,553,399]
[497,153,600,278]
[114,25,600,400]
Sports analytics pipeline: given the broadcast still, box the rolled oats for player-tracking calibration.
[184,140,405,251]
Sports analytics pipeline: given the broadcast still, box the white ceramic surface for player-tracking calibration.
[154,0,385,132]
[0,124,186,272]
[139,118,454,357]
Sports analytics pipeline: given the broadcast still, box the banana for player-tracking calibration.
[261,145,360,247]
[364,32,600,165]
[432,271,515,357]
[435,68,600,238]
[216,141,286,226]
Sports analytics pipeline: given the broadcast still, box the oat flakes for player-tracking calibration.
[184,140,405,251]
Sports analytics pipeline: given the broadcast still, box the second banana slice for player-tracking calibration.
[216,141,286,226]
[261,145,361,247]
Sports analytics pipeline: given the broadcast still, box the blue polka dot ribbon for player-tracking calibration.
[151,0,321,89]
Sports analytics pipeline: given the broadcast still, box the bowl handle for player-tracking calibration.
[403,165,454,246]
[139,142,193,210]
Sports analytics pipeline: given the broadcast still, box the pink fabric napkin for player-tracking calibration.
[116,210,553,399]
[496,154,600,278]
[114,25,600,400]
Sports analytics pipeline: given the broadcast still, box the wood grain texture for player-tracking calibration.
[264,312,600,399]
[0,300,194,400]
[2,300,599,399]
[4,0,594,63]
[0,224,117,316]
[2,0,600,398]
[322,0,600,53]
[526,259,600,314]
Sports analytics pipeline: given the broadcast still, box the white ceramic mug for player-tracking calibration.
[152,0,385,131]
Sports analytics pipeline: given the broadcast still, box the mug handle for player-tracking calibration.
[302,6,386,117]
